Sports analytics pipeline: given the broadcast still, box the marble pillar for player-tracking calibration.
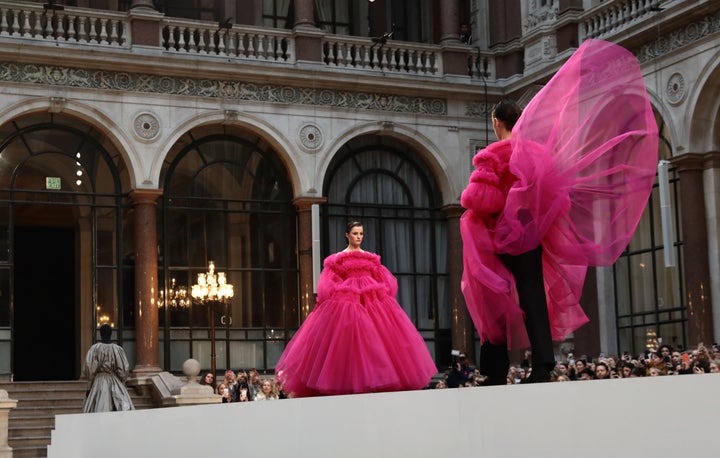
[130,189,163,376]
[671,154,715,346]
[439,0,460,43]
[294,0,315,28]
[444,204,475,360]
[294,197,325,322]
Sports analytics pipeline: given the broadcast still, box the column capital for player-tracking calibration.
[669,152,720,172]
[130,189,163,205]
[442,203,466,218]
[293,196,327,210]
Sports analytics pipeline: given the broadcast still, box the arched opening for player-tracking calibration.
[322,134,449,365]
[159,124,297,373]
[0,112,129,381]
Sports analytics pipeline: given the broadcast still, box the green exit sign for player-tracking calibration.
[45,177,61,190]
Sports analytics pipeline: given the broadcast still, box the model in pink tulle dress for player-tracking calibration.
[460,39,658,383]
[276,222,437,397]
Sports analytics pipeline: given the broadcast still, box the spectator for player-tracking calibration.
[237,381,252,402]
[447,352,475,388]
[255,379,280,401]
[578,368,595,380]
[199,372,216,388]
[224,370,238,401]
[217,383,232,403]
[459,23,472,45]
[595,362,610,379]
[248,369,263,399]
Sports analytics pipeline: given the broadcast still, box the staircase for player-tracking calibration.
[0,380,155,458]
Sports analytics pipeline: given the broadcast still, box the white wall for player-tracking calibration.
[48,374,720,458]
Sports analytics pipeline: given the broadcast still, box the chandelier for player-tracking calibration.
[158,278,190,309]
[191,261,234,302]
[191,261,234,376]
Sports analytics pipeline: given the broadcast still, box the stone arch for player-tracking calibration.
[154,110,304,197]
[318,121,453,205]
[0,97,140,188]
[686,49,720,153]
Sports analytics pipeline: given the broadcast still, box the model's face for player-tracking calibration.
[346,226,364,249]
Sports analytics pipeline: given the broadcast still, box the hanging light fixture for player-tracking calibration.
[158,278,190,309]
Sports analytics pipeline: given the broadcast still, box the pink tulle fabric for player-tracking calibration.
[276,251,437,397]
[461,39,658,349]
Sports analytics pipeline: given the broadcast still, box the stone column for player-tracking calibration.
[130,189,163,376]
[0,390,17,458]
[294,197,326,322]
[439,0,460,44]
[444,205,475,360]
[671,154,715,346]
[294,0,315,28]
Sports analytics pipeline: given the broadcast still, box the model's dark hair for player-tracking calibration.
[345,220,363,234]
[492,99,522,131]
[99,324,112,343]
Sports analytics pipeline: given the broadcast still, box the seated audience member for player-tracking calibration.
[594,362,610,379]
[255,379,280,401]
[447,352,475,388]
[217,383,232,403]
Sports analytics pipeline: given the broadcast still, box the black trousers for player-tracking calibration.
[499,246,555,370]
[479,246,555,385]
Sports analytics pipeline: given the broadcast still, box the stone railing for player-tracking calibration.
[0,1,129,46]
[161,19,295,62]
[580,0,662,40]
[322,35,441,76]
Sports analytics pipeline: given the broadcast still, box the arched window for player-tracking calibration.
[0,112,128,380]
[613,114,685,354]
[160,125,297,372]
[323,135,448,361]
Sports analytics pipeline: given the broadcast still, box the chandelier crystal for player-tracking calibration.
[158,278,189,309]
[191,261,234,301]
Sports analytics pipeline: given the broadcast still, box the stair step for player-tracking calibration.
[2,380,156,458]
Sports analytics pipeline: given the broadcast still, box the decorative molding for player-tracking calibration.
[465,101,491,118]
[666,72,686,105]
[298,123,323,151]
[48,97,67,113]
[523,0,559,33]
[633,13,720,63]
[133,112,160,141]
[0,62,447,116]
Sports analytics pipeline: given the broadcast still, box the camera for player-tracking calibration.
[451,349,460,363]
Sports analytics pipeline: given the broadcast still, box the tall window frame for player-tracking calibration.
[159,125,298,373]
[322,135,449,365]
[613,117,685,355]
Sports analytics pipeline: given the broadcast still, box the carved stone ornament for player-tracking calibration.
[133,112,160,141]
[666,72,686,105]
[299,123,323,151]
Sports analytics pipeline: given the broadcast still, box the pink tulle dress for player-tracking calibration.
[461,39,659,350]
[276,250,437,397]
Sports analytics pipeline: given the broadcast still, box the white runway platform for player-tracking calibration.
[48,373,720,458]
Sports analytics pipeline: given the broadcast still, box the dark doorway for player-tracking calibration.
[13,226,76,381]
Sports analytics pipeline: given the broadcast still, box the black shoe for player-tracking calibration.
[523,366,551,383]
